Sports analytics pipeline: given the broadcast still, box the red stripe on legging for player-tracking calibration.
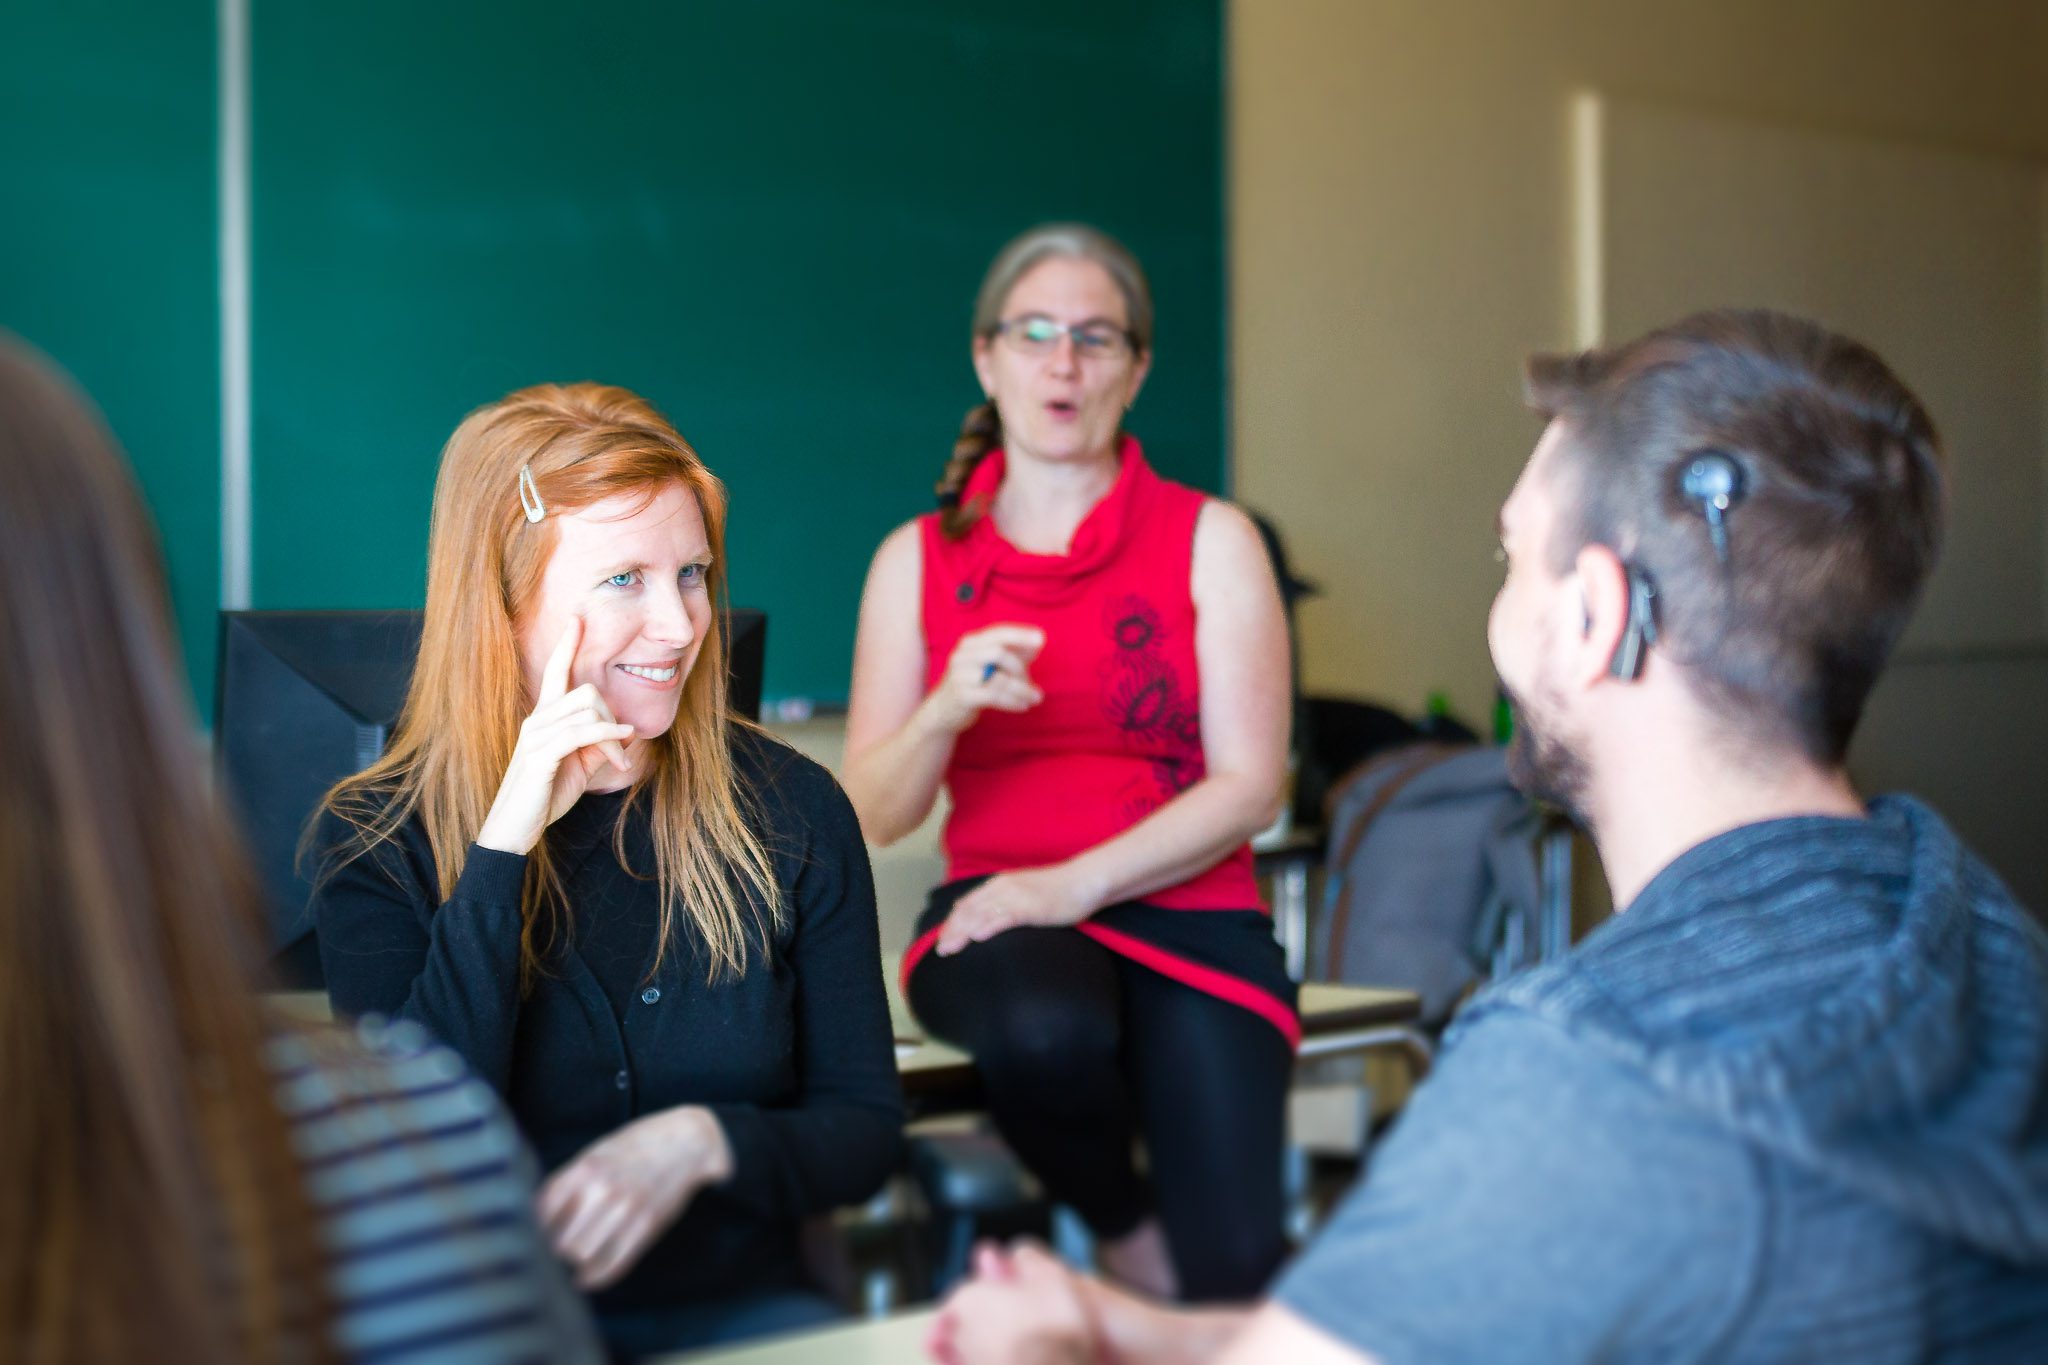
[900,920,1300,1050]
[1077,923,1302,1050]
[901,925,944,990]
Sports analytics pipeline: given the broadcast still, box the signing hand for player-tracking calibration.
[936,864,1097,957]
[476,615,636,856]
[927,1242,1099,1365]
[537,1106,732,1292]
[924,624,1048,734]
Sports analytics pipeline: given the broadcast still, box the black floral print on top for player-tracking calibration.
[1098,594,1203,811]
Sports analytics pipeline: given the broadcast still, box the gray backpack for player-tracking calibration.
[1312,743,1568,1027]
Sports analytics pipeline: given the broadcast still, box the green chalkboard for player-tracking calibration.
[1,1,220,707]
[250,1,1225,703]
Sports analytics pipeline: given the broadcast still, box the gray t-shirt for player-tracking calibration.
[1275,1017,1754,1363]
[1275,798,2048,1363]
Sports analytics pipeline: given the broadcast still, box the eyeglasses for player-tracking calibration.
[991,315,1136,360]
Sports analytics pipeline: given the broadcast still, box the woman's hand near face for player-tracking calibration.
[922,624,1048,734]
[476,616,636,856]
[536,1105,733,1292]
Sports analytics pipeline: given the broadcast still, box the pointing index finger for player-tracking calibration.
[540,616,581,704]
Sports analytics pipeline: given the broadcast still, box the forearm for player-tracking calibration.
[657,1105,735,1189]
[842,694,959,845]
[704,1095,905,1216]
[1065,769,1281,911]
[318,846,528,1092]
[1081,1277,1253,1365]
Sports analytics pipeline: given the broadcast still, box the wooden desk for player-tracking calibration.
[271,971,1426,1114]
[656,1308,936,1364]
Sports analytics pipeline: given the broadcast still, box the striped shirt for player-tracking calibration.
[268,1017,603,1364]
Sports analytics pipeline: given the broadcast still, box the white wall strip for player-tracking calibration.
[1569,90,1605,351]
[217,0,252,609]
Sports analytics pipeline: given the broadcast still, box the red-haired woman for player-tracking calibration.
[312,384,902,1356]
[844,224,1296,1302]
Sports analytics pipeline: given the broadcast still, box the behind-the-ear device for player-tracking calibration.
[1609,563,1659,680]
[1680,450,1746,564]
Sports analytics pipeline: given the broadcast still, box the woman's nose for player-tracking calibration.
[647,586,696,646]
[1046,333,1081,376]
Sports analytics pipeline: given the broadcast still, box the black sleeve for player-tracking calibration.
[310,808,529,1096]
[705,740,907,1220]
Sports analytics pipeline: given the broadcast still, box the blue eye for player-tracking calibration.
[680,563,706,585]
[605,571,637,589]
[1075,328,1117,351]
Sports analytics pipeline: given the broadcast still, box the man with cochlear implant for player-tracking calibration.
[929,309,2048,1365]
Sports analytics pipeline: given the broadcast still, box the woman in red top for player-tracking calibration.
[845,224,1295,1301]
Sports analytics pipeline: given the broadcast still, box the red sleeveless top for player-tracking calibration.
[919,438,1263,909]
[901,439,1295,1045]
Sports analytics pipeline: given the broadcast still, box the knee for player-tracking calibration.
[974,995,1119,1090]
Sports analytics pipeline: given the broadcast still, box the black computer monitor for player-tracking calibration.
[215,608,766,987]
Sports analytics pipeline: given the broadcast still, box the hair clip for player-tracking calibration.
[935,489,962,509]
[518,464,545,524]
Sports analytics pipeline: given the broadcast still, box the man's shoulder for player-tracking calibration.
[1275,1012,1763,1363]
[1366,1010,1760,1215]
[1421,1006,1716,1144]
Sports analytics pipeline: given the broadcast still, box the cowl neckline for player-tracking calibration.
[949,434,1156,607]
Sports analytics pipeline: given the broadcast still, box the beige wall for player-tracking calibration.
[1231,0,2048,906]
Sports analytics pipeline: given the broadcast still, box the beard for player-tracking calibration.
[1501,677,1592,829]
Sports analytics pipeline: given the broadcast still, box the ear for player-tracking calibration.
[1572,543,1632,688]
[971,335,998,402]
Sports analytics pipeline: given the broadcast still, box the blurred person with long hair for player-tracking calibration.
[312,382,902,1357]
[0,335,600,1363]
[843,224,1295,1302]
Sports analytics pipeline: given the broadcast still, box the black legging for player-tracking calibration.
[907,912,1294,1301]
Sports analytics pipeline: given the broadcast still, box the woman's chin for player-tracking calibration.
[626,712,680,743]
[601,695,682,745]
[1015,425,1118,464]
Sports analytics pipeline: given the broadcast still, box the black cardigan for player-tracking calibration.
[311,725,904,1313]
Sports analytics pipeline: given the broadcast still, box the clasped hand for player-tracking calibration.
[926,1242,1099,1365]
[537,1105,732,1291]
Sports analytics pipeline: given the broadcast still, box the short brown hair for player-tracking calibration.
[1525,309,1945,763]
